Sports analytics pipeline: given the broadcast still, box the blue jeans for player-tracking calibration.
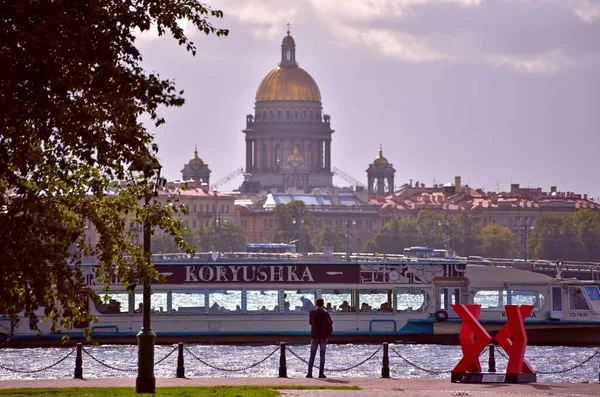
[307,338,327,375]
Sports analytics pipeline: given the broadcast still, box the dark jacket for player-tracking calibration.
[309,307,333,339]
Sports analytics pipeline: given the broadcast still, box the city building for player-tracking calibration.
[241,28,334,193]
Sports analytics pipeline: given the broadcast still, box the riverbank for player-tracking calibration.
[0,377,598,396]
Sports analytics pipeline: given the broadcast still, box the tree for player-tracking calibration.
[217,221,247,253]
[480,224,519,259]
[0,1,227,334]
[529,215,572,261]
[272,201,314,252]
[416,211,445,248]
[364,217,420,254]
[529,210,599,261]
[451,210,482,256]
[572,210,600,261]
[312,226,345,252]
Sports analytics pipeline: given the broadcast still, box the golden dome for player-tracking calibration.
[189,146,204,165]
[282,34,295,46]
[373,145,388,165]
[287,146,304,163]
[256,66,321,102]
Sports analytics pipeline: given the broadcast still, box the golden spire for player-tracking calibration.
[373,144,388,165]
[188,144,204,165]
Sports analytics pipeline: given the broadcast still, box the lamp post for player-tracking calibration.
[292,218,305,254]
[129,158,162,395]
[346,218,356,261]
[214,212,220,254]
[438,218,450,249]
[522,218,534,261]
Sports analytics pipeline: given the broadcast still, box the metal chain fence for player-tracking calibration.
[494,346,600,375]
[0,348,75,374]
[82,348,137,372]
[287,346,382,373]
[390,346,452,374]
[154,346,178,365]
[184,346,279,372]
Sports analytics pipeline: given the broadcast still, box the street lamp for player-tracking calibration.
[292,218,305,254]
[346,218,356,261]
[128,158,162,395]
[438,219,450,249]
[522,218,534,261]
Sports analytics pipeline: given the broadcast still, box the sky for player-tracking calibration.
[136,0,600,200]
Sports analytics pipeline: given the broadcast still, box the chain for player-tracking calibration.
[287,347,308,364]
[82,348,137,372]
[496,347,509,359]
[534,350,600,375]
[483,346,600,375]
[184,346,279,372]
[391,347,451,374]
[287,346,381,372]
[154,346,178,365]
[0,348,75,374]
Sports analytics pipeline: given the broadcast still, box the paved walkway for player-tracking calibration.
[0,377,598,396]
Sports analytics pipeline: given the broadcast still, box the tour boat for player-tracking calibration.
[1,257,600,347]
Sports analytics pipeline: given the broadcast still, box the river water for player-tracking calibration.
[0,344,598,382]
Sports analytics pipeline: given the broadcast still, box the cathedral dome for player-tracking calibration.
[188,146,204,166]
[256,67,321,102]
[255,30,321,102]
[282,34,295,46]
[373,145,388,165]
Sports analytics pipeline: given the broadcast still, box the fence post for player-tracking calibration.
[278,342,287,378]
[488,343,496,373]
[74,343,83,379]
[381,342,390,378]
[176,342,185,378]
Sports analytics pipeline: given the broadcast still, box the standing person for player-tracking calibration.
[306,298,333,378]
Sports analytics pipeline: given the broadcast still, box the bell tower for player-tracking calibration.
[367,145,395,196]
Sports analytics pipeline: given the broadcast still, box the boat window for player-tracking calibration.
[95,293,128,314]
[321,289,353,312]
[473,290,504,309]
[284,289,316,313]
[584,286,600,301]
[511,290,544,308]
[551,286,563,312]
[208,290,242,314]
[359,290,391,313]
[396,289,427,312]
[246,290,278,313]
[569,287,590,311]
[474,290,544,310]
[134,292,169,314]
[171,290,206,314]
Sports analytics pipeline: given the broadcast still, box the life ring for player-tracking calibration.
[434,310,448,322]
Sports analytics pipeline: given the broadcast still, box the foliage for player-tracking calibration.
[272,201,314,252]
[312,226,345,252]
[152,221,246,253]
[480,224,519,259]
[217,221,248,252]
[529,210,600,261]
[0,0,227,333]
[451,210,482,256]
[416,211,446,248]
[364,217,419,254]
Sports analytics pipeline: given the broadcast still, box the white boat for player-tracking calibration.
[2,258,599,347]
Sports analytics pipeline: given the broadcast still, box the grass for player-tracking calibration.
[0,386,361,397]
